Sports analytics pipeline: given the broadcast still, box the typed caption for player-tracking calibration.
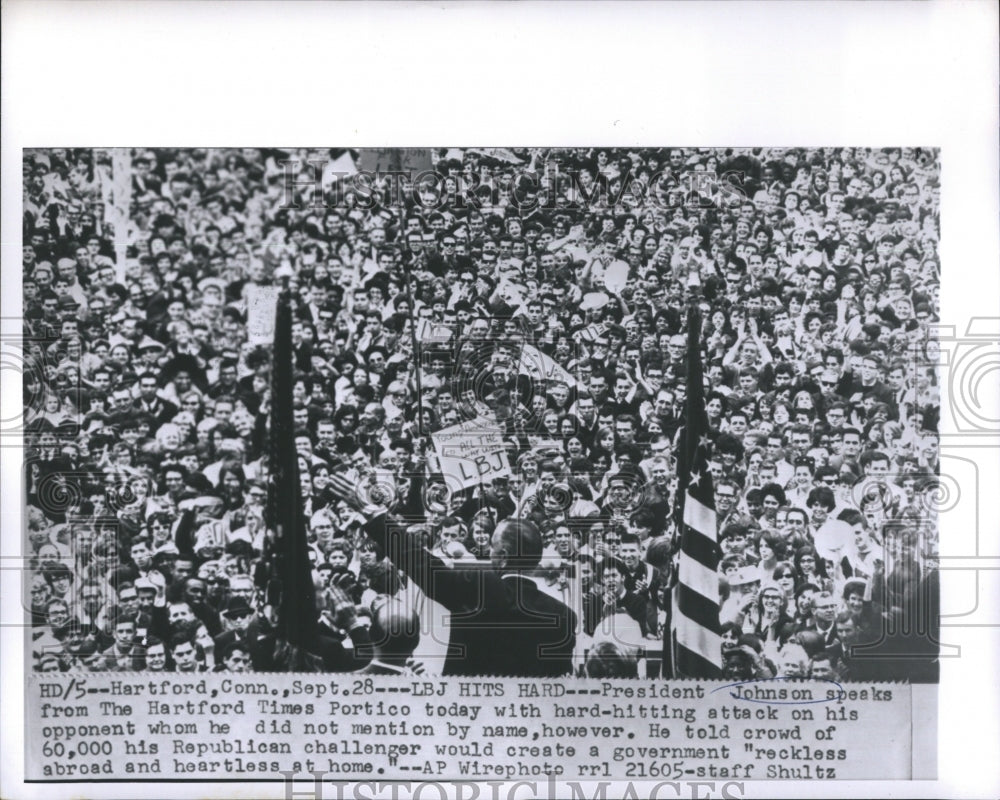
[27,674,914,782]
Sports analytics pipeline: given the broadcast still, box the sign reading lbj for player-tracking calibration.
[432,416,512,489]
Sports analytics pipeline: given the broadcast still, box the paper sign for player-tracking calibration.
[321,152,358,188]
[577,322,605,341]
[432,416,512,489]
[246,285,280,345]
[518,343,580,387]
[414,318,453,343]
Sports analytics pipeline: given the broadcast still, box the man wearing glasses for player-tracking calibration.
[714,480,753,534]
[823,401,849,431]
[437,234,458,266]
[842,353,894,407]
[220,596,255,638]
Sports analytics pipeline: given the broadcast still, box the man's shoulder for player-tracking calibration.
[505,575,573,611]
[526,584,578,634]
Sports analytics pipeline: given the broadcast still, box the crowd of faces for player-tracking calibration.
[23,147,939,676]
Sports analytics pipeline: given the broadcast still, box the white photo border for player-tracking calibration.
[2,2,998,799]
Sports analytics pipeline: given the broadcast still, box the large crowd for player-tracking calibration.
[23,147,941,681]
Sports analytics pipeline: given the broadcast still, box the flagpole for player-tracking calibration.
[400,245,425,428]
[392,148,425,430]
[264,260,320,669]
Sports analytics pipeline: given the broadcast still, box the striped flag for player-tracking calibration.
[671,304,723,678]
[263,289,318,653]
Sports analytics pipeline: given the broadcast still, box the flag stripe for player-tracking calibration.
[679,530,719,575]
[683,493,716,538]
[672,604,723,664]
[675,640,723,678]
[677,556,720,604]
[676,649,720,673]
[327,472,357,499]
[676,583,722,630]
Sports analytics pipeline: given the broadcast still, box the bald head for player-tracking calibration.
[370,601,420,662]
[491,518,543,573]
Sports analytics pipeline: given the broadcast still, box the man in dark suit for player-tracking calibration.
[363,514,576,677]
[132,370,178,428]
[812,591,841,649]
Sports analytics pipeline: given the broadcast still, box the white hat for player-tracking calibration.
[579,292,610,311]
[729,567,760,587]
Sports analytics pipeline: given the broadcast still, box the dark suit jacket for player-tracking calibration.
[364,515,576,677]
[130,397,178,429]
[624,561,663,637]
[582,588,648,638]
[245,614,372,672]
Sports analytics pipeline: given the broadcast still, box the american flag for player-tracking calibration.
[671,304,723,678]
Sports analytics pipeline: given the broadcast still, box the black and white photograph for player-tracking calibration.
[2,4,998,800]
[20,145,944,684]
[15,144,945,780]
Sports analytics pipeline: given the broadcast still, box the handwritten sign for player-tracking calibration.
[432,416,512,489]
[577,322,605,341]
[519,343,580,387]
[246,285,280,345]
[415,318,454,344]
